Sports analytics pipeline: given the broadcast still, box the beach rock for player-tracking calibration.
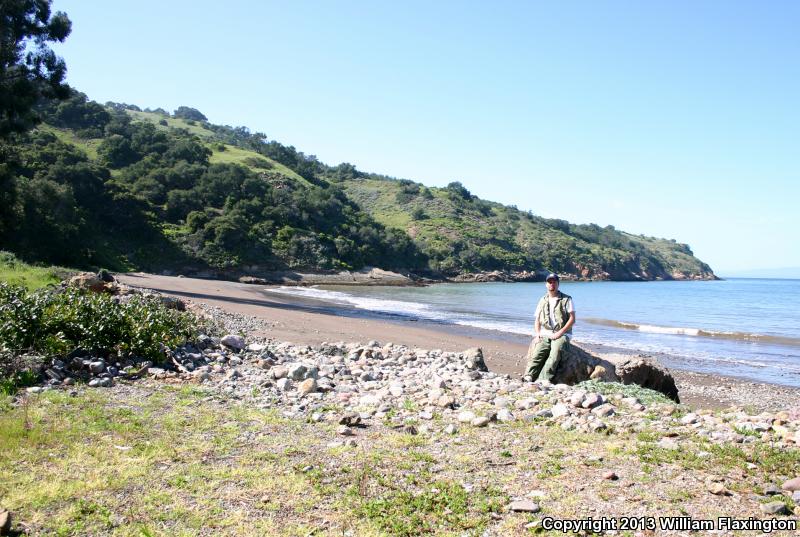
[581,393,603,409]
[458,411,477,423]
[444,424,458,435]
[221,334,245,350]
[69,272,106,293]
[707,482,729,496]
[508,500,540,513]
[287,364,308,381]
[0,509,10,535]
[276,378,292,392]
[338,413,361,427]
[463,348,488,372]
[591,404,615,418]
[471,416,491,427]
[551,403,570,418]
[782,477,800,491]
[298,378,317,396]
[602,471,618,480]
[761,501,787,515]
[540,343,680,402]
[496,409,515,422]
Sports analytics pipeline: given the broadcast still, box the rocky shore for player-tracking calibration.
[6,283,800,535]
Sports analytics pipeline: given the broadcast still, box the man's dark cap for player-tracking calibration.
[545,273,559,282]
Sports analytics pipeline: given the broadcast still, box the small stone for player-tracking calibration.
[471,416,490,428]
[276,378,292,392]
[0,509,11,535]
[680,413,700,425]
[496,408,515,422]
[763,484,783,496]
[437,395,456,408]
[287,364,308,381]
[337,425,354,436]
[602,471,618,480]
[761,501,787,515]
[88,361,106,374]
[568,391,586,407]
[551,403,570,418]
[581,393,603,409]
[221,334,245,350]
[298,378,317,396]
[458,410,476,423]
[88,379,102,388]
[444,424,458,435]
[272,366,288,379]
[338,412,361,426]
[508,500,540,513]
[591,403,615,417]
[707,482,729,496]
[781,477,800,491]
[25,386,43,394]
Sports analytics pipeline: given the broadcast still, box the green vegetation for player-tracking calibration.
[0,283,197,363]
[0,251,73,290]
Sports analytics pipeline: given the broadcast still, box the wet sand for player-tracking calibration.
[116,272,800,411]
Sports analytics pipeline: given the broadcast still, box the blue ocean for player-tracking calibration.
[267,279,800,387]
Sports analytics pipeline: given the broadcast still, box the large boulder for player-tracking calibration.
[528,342,680,402]
[68,272,106,293]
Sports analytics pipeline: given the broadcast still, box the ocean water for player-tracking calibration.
[267,279,800,387]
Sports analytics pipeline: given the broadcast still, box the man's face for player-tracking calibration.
[546,278,558,290]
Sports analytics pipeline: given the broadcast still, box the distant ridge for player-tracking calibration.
[1,91,717,282]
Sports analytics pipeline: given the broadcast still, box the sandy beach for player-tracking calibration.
[116,272,800,412]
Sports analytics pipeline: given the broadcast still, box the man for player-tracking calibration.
[524,272,576,382]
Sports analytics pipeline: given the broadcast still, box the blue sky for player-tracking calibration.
[52,1,800,274]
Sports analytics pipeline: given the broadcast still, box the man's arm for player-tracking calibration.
[554,312,576,339]
[533,317,542,342]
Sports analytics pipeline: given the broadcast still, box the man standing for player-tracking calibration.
[524,273,576,382]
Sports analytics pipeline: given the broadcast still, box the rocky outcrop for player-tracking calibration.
[531,342,680,402]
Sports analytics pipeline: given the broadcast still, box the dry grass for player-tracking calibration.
[2,382,799,535]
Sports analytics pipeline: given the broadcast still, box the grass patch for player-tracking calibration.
[350,477,505,536]
[0,251,74,290]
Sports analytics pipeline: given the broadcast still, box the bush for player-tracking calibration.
[0,284,198,364]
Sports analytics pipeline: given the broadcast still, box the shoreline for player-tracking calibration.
[116,272,800,411]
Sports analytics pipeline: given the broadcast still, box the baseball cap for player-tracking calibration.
[545,273,559,282]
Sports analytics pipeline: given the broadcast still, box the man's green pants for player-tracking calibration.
[525,336,569,382]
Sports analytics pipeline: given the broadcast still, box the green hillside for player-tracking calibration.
[0,90,715,280]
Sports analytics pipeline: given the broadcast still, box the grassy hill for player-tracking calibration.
[0,91,716,280]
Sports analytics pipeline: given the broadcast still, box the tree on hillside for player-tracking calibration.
[173,106,207,122]
[0,0,72,137]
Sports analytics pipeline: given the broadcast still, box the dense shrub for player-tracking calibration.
[0,284,197,363]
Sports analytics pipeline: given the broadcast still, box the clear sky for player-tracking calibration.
[51,1,800,274]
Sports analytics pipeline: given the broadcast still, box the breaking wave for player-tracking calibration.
[584,318,800,347]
